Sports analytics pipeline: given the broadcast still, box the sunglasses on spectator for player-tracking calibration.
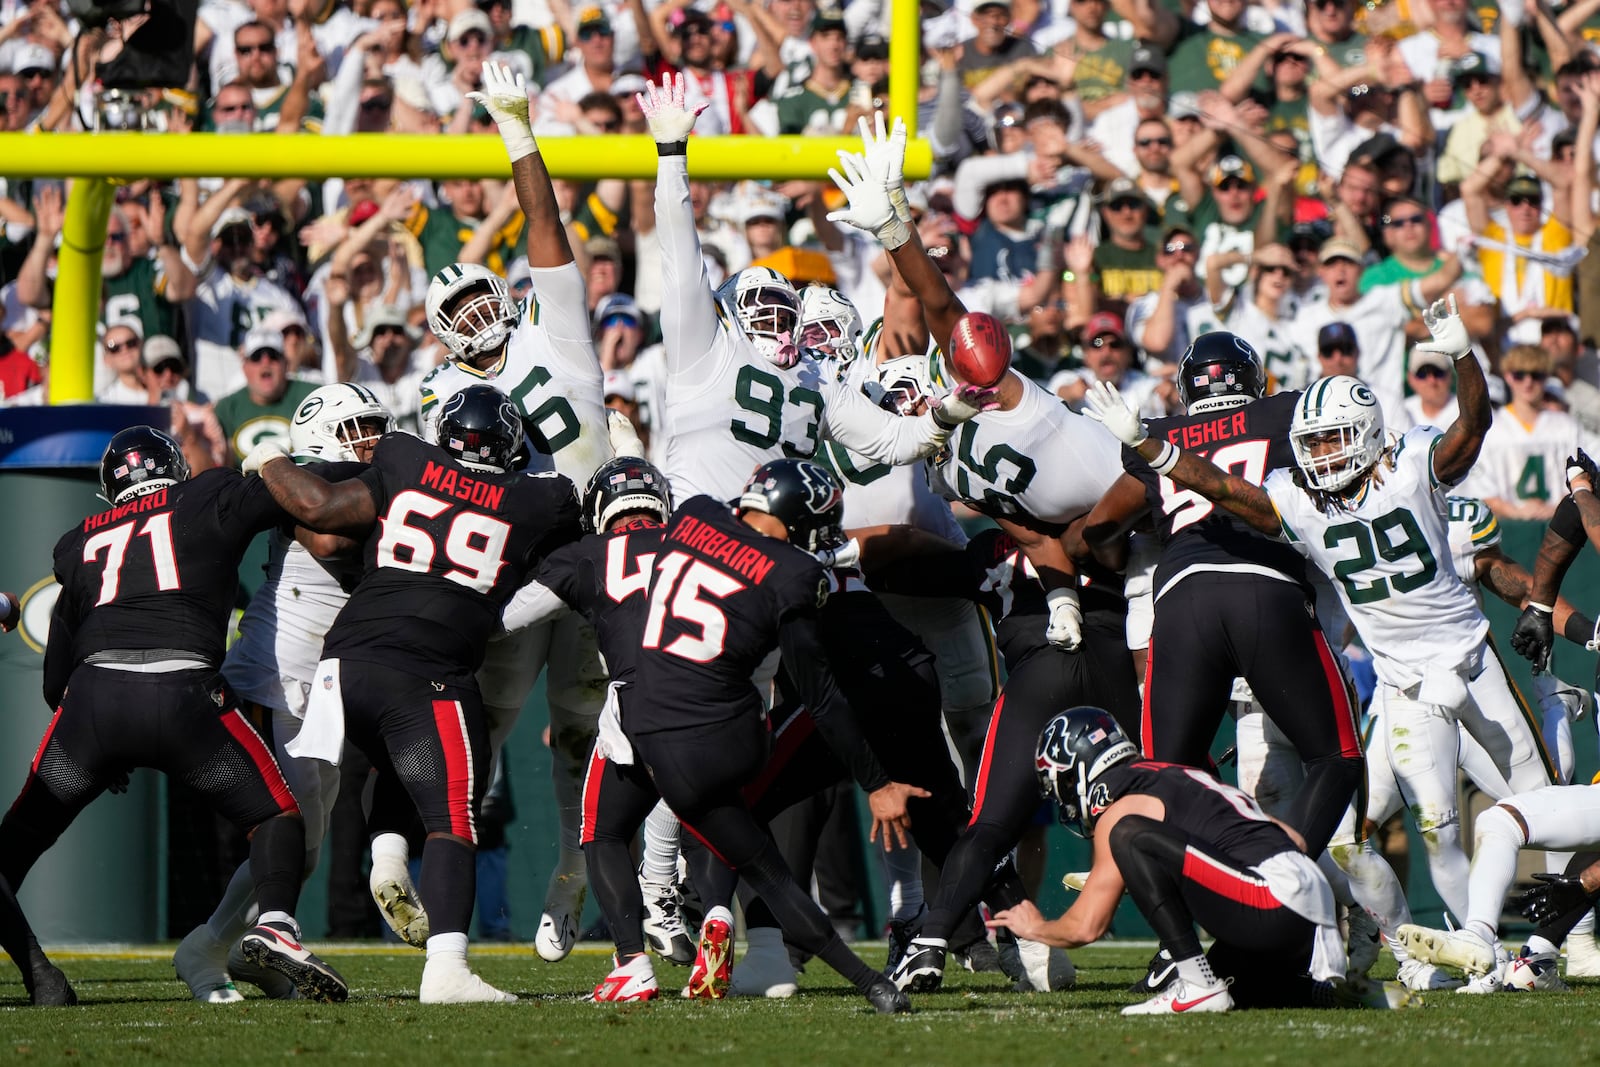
[1508,195,1541,208]
[1320,345,1356,357]
[214,101,254,114]
[1412,364,1449,380]
[1259,264,1294,276]
[104,338,140,354]
[361,97,393,113]
[151,360,185,376]
[1312,0,1347,8]
[590,118,622,131]
[246,348,286,363]
[1137,135,1173,148]
[19,68,51,81]
[106,231,128,244]
[1031,300,1068,312]
[1107,198,1145,213]
[1090,335,1126,350]
[1217,179,1252,192]
[601,313,640,330]
[371,326,409,340]
[578,26,613,39]
[457,31,490,46]
[1129,70,1163,82]
[1507,369,1547,382]
[1382,212,1427,228]
[236,41,276,55]
[1163,240,1195,255]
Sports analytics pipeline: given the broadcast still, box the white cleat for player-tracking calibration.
[1397,924,1496,977]
[1396,958,1463,991]
[1013,937,1075,992]
[535,873,586,963]
[593,953,660,1002]
[370,856,429,950]
[1121,976,1234,1015]
[729,930,799,998]
[173,926,243,1004]
[1060,871,1090,892]
[1564,919,1600,978]
[419,961,518,1004]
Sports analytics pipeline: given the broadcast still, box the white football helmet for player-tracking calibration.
[865,353,935,416]
[425,262,518,365]
[1290,375,1386,492]
[290,382,394,462]
[799,284,864,363]
[716,266,802,368]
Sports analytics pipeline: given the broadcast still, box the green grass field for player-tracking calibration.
[2,942,1597,1065]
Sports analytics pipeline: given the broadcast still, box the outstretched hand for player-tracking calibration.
[467,60,532,126]
[1418,294,1470,361]
[636,73,706,146]
[1081,379,1147,447]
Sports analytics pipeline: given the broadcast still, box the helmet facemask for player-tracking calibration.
[442,283,516,365]
[736,285,802,369]
[1291,425,1380,491]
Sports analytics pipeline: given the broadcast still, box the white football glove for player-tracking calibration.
[931,382,1002,429]
[242,439,292,476]
[467,60,537,163]
[827,150,911,250]
[857,112,911,224]
[815,538,861,570]
[636,73,705,147]
[1418,293,1471,362]
[1045,587,1082,652]
[1081,379,1148,447]
[607,408,644,458]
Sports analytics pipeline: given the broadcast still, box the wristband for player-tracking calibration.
[878,215,912,252]
[887,185,913,225]
[496,118,538,164]
[1151,440,1180,476]
[1529,602,1554,615]
[657,141,688,157]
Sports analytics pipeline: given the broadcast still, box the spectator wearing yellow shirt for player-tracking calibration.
[1463,169,1575,348]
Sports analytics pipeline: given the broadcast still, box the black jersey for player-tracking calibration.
[1103,760,1299,867]
[321,433,581,684]
[1124,392,1309,599]
[45,468,285,705]
[630,495,831,736]
[534,519,664,684]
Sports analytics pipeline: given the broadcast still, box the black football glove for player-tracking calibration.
[1568,448,1598,494]
[1511,603,1555,672]
[1520,871,1600,926]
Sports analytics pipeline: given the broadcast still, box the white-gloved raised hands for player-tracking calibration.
[815,538,861,570]
[932,382,1002,428]
[1081,379,1148,447]
[827,150,912,250]
[636,73,706,148]
[467,60,537,163]
[1418,294,1471,362]
[857,112,911,224]
[1045,586,1082,651]
[242,439,292,475]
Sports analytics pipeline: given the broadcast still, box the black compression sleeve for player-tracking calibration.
[778,614,891,794]
[1551,496,1586,547]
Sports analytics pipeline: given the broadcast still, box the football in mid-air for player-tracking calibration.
[948,311,1012,388]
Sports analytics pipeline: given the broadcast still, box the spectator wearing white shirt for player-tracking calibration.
[94,322,151,405]
[1127,225,1207,364]
[1396,344,1460,432]
[1464,345,1592,521]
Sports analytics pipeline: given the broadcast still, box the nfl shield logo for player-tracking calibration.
[322,674,334,690]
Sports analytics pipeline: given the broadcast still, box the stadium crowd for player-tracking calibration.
[2,0,1600,1018]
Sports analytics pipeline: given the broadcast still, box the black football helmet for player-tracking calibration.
[1177,332,1266,414]
[438,385,524,474]
[100,425,191,505]
[583,456,673,532]
[737,459,845,553]
[1036,706,1139,837]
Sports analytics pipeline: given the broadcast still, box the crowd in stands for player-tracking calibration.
[3,0,1600,520]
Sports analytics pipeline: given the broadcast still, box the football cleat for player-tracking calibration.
[887,937,946,993]
[865,977,913,1014]
[26,962,77,1007]
[1457,967,1506,995]
[1130,947,1179,995]
[682,913,733,999]
[593,953,660,1003]
[1504,947,1567,992]
[1397,923,1497,976]
[952,934,1003,975]
[1061,870,1090,892]
[1324,976,1423,1010]
[639,870,695,966]
[536,878,586,963]
[1346,906,1382,978]
[419,960,518,1004]
[884,905,926,976]
[1121,975,1234,1015]
[239,922,348,1003]
[370,856,429,950]
[729,928,799,998]
[174,925,243,1004]
[227,939,299,999]
[1396,958,1463,991]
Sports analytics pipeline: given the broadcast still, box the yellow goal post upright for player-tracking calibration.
[6,0,928,404]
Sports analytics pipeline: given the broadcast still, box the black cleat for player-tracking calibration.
[27,963,77,1007]
[240,922,349,1003]
[1129,947,1178,995]
[866,978,913,1013]
[887,937,946,993]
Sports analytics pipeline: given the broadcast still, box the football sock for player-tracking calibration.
[923,823,1016,941]
[1174,952,1219,989]
[881,840,924,923]
[249,814,306,916]
[1526,934,1560,957]
[1466,805,1523,938]
[584,839,646,958]
[370,831,411,870]
[420,836,477,937]
[426,931,469,962]
[206,860,259,944]
[641,801,681,885]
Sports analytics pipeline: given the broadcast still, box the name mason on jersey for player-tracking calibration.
[82,487,169,532]
[1162,409,1251,451]
[670,514,778,584]
[419,461,507,511]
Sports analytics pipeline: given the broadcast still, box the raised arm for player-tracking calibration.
[1082,471,1151,571]
[1423,296,1492,486]
[469,61,574,269]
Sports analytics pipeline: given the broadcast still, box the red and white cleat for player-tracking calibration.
[593,953,660,1003]
[682,910,734,1000]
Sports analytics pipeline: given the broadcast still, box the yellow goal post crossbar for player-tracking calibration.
[7,0,927,404]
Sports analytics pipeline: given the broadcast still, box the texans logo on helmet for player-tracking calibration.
[796,462,842,516]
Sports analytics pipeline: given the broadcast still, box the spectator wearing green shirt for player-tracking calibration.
[1306,0,1367,69]
[1218,35,1316,181]
[1092,177,1162,315]
[1163,0,1264,94]
[1061,0,1135,121]
[775,11,851,134]
[483,0,567,88]
[408,179,502,278]
[213,326,316,464]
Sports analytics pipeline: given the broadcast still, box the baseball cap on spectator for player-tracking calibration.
[142,335,187,371]
[448,9,493,42]
[577,7,613,33]
[1554,128,1579,154]
[358,304,415,345]
[1168,92,1203,121]
[1251,243,1297,270]
[1129,45,1166,78]
[1348,132,1404,168]
[347,199,381,226]
[602,370,636,402]
[1085,311,1126,342]
[1450,52,1498,84]
[211,206,254,237]
[1317,322,1359,353]
[973,0,1011,12]
[1098,176,1143,205]
[244,326,286,357]
[611,73,648,97]
[856,35,890,60]
[11,43,55,77]
[811,7,847,33]
[1505,173,1543,201]
[1317,237,1364,265]
[1542,315,1577,337]
[595,293,643,329]
[1289,218,1333,253]
[1409,345,1452,374]
[672,8,713,35]
[739,195,789,225]
[1211,155,1256,187]
[585,235,623,263]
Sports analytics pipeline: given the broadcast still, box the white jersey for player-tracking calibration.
[1287,283,1421,428]
[222,529,351,717]
[418,261,610,489]
[188,263,304,399]
[1460,407,1590,508]
[627,343,670,470]
[652,154,948,503]
[928,370,1123,524]
[1267,426,1489,692]
[1444,494,1500,597]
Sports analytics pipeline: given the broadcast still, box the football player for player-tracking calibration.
[1085,297,1559,954]
[176,384,393,1003]
[244,385,583,1003]
[1082,333,1364,859]
[988,708,1412,1014]
[0,428,347,1002]
[413,60,614,963]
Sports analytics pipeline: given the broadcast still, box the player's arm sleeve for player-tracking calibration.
[500,578,573,632]
[820,379,948,465]
[526,263,604,380]
[418,373,443,444]
[220,468,293,534]
[654,154,725,380]
[42,569,77,710]
[1550,495,1587,547]
[778,613,892,794]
